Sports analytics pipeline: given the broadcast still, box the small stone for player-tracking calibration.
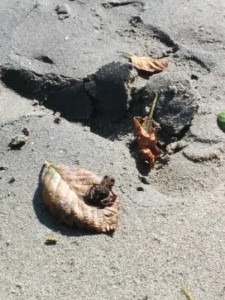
[8,177,15,184]
[0,166,7,171]
[191,74,198,80]
[160,213,167,217]
[129,16,143,27]
[167,141,188,154]
[45,237,58,246]
[138,175,150,185]
[8,135,26,150]
[68,258,75,265]
[22,127,29,136]
[136,186,144,191]
[169,85,178,94]
[55,4,71,20]
[54,117,61,124]
[58,14,69,20]
[55,4,69,14]
[15,284,22,289]
[32,100,39,106]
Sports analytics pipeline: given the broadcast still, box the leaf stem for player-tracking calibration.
[44,160,51,167]
[149,93,158,121]
[143,92,158,131]
[182,285,195,300]
[117,51,132,59]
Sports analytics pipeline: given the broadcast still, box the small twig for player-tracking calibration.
[142,92,158,132]
[182,285,195,300]
[149,92,158,121]
[117,51,132,59]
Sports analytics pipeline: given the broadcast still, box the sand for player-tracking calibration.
[0,1,225,299]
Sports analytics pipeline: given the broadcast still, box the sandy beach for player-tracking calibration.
[0,1,225,299]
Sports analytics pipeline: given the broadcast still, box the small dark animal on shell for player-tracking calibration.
[85,175,116,208]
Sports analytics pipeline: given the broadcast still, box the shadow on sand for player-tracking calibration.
[129,140,151,176]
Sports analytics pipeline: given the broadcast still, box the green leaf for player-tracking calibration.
[217,109,225,132]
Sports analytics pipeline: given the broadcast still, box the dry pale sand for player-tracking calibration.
[0,1,225,299]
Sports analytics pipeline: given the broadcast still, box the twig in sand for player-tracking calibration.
[182,285,195,300]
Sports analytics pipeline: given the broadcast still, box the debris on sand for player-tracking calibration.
[8,177,15,184]
[55,4,71,20]
[22,127,30,136]
[0,166,7,171]
[44,237,58,246]
[42,161,120,233]
[8,135,27,150]
[182,285,195,300]
[8,127,30,150]
[217,109,225,133]
[130,55,168,73]
[54,116,62,124]
[134,93,163,167]
[121,52,168,73]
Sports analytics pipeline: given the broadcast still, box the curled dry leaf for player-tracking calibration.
[42,162,120,233]
[134,93,163,167]
[130,55,168,73]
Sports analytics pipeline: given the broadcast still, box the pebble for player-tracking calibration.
[8,177,15,184]
[22,127,29,136]
[32,100,39,106]
[55,4,71,20]
[45,237,58,246]
[138,175,150,185]
[54,117,61,124]
[0,166,7,171]
[8,135,27,150]
[136,186,144,191]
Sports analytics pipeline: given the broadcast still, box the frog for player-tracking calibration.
[85,175,116,208]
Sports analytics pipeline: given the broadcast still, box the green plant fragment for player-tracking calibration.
[182,285,195,300]
[217,109,225,132]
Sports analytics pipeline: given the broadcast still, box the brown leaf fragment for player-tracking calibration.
[134,93,163,167]
[134,117,163,167]
[130,55,168,73]
[42,162,120,233]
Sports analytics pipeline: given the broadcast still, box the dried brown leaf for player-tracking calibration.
[42,162,120,233]
[133,93,163,167]
[130,55,168,73]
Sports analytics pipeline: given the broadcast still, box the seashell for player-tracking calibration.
[42,162,120,233]
[217,109,225,133]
